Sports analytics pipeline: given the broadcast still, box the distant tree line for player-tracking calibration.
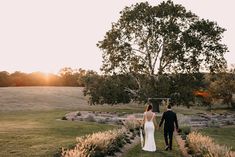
[83,71,235,108]
[1,67,234,108]
[0,67,86,87]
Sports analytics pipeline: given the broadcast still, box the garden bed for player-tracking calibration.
[61,111,145,125]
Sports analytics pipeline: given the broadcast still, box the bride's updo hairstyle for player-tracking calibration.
[146,104,153,112]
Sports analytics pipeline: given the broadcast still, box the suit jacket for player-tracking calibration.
[159,110,179,132]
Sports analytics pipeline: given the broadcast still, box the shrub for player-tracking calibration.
[225,120,233,125]
[76,112,82,116]
[125,138,131,144]
[61,116,67,120]
[181,134,187,140]
[115,120,123,125]
[207,120,220,127]
[129,128,134,132]
[130,136,135,140]
[117,112,126,117]
[97,118,107,124]
[85,114,96,122]
[180,125,191,135]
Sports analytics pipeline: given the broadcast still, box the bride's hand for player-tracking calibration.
[156,126,159,130]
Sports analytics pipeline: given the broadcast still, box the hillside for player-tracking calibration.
[0,87,88,111]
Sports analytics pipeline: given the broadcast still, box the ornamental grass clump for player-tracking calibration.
[123,115,141,131]
[61,129,126,157]
[187,132,235,157]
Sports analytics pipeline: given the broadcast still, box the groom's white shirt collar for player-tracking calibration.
[167,109,172,111]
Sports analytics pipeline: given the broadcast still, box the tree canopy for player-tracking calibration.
[97,0,228,102]
[208,67,235,108]
[98,0,228,75]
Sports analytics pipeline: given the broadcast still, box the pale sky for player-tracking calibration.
[0,0,234,74]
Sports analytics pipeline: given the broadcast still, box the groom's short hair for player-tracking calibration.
[167,104,171,109]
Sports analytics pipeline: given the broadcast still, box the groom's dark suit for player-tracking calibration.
[159,109,179,150]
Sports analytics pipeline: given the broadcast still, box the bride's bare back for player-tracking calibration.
[142,111,157,151]
[145,111,155,121]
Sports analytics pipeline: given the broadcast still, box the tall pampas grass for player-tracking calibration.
[187,132,235,157]
[61,129,126,157]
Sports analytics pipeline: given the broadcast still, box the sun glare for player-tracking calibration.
[43,72,51,82]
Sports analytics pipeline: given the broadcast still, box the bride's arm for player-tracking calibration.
[142,112,146,126]
[153,114,158,129]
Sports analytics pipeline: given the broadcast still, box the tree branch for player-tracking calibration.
[158,38,165,75]
[152,43,163,71]
[131,48,146,55]
[161,59,172,72]
[144,36,154,75]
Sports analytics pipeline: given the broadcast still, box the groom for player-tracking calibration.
[159,104,179,151]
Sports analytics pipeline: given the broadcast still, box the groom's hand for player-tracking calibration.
[157,125,161,130]
[175,128,180,133]
[156,126,159,130]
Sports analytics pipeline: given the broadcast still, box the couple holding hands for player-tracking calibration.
[140,104,179,152]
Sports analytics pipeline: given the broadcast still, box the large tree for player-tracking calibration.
[208,67,235,108]
[82,72,135,105]
[97,1,228,102]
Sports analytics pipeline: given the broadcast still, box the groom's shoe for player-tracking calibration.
[165,146,169,151]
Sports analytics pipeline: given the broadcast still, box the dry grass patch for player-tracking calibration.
[0,121,43,131]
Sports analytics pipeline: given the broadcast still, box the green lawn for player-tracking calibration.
[125,130,182,157]
[0,110,117,157]
[0,87,143,156]
[1,87,234,157]
[199,127,235,151]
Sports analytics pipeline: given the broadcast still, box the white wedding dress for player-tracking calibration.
[142,112,156,152]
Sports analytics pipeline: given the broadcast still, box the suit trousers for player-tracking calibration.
[164,129,173,149]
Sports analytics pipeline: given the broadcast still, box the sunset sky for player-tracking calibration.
[0,0,234,74]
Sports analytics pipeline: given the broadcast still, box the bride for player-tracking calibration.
[142,104,157,152]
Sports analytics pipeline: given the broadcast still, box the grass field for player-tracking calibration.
[0,87,131,157]
[199,127,235,151]
[0,87,147,156]
[0,87,88,111]
[0,87,234,157]
[0,110,117,157]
